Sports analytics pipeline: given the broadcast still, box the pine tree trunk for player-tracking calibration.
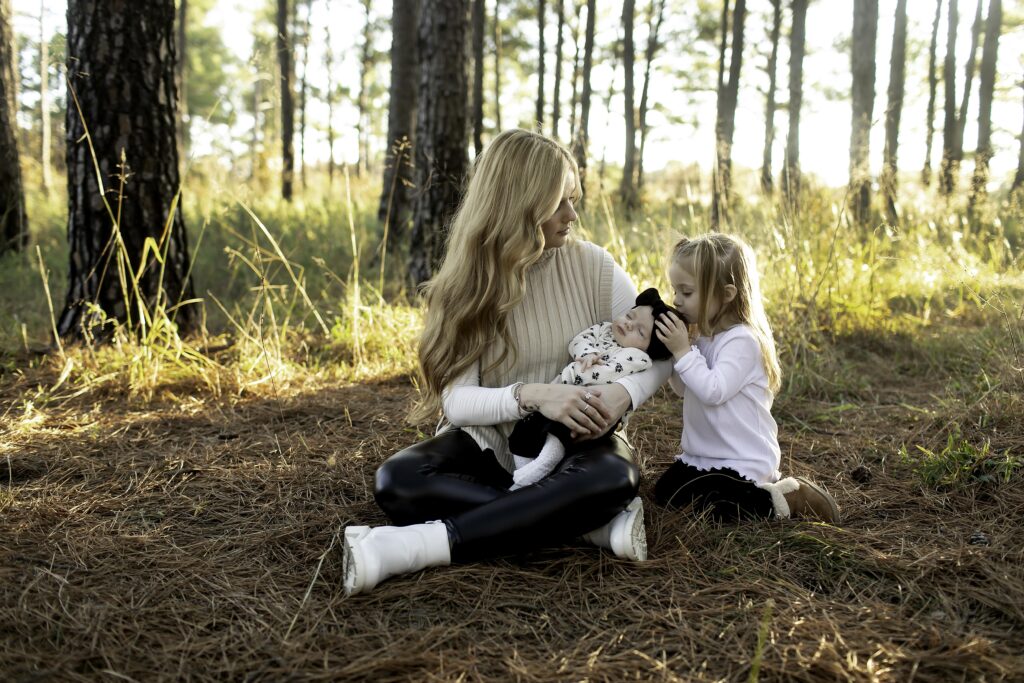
[922,0,942,187]
[711,0,745,230]
[536,0,545,128]
[40,0,52,197]
[881,0,907,226]
[324,13,335,186]
[939,0,959,196]
[956,0,984,163]
[568,0,582,140]
[472,0,484,155]
[552,0,565,137]
[760,0,781,195]
[176,0,188,158]
[357,0,373,177]
[0,0,27,255]
[277,0,295,199]
[969,0,1001,212]
[379,0,419,255]
[409,0,469,286]
[572,0,595,204]
[637,0,665,194]
[1013,86,1024,193]
[849,0,878,228]
[299,0,311,191]
[618,0,638,212]
[59,0,195,338]
[782,0,807,206]
[493,0,502,131]
[250,48,261,181]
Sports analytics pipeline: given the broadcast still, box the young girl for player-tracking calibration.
[652,233,841,522]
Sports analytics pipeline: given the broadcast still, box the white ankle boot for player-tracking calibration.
[582,497,647,561]
[343,521,451,596]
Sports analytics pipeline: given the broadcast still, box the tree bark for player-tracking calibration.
[551,0,565,137]
[277,0,295,199]
[955,0,984,163]
[881,0,907,226]
[1013,85,1024,193]
[357,0,373,176]
[969,0,1001,212]
[40,0,52,196]
[409,0,469,286]
[568,0,582,140]
[0,0,28,255]
[493,0,502,131]
[299,0,311,191]
[60,0,195,338]
[711,0,746,230]
[379,0,419,256]
[176,0,188,158]
[618,0,638,212]
[637,0,665,194]
[922,0,942,186]
[760,0,781,195]
[536,0,545,128]
[849,0,878,228]
[472,0,484,155]
[939,0,959,196]
[782,0,807,206]
[324,11,335,186]
[571,0,595,204]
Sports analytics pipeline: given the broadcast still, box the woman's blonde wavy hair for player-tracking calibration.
[672,233,782,394]
[410,129,582,423]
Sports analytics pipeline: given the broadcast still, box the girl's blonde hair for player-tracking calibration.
[410,129,582,422]
[672,233,782,394]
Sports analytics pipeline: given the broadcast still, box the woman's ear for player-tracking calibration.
[723,284,738,304]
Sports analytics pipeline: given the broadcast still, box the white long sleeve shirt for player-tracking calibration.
[669,324,781,484]
[442,258,671,463]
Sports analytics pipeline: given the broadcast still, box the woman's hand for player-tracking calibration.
[654,311,692,361]
[574,383,631,441]
[518,383,614,438]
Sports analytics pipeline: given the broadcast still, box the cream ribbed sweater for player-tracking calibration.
[446,240,613,470]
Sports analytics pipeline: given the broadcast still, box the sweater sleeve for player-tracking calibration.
[673,334,760,406]
[441,362,522,426]
[609,261,671,408]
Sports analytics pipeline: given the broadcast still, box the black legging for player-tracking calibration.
[374,429,639,562]
[653,460,774,521]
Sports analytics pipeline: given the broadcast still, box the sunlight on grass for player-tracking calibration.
[1,165,1021,408]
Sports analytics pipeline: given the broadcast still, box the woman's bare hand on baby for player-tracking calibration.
[519,384,612,438]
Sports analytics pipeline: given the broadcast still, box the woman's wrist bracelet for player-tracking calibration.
[512,382,533,416]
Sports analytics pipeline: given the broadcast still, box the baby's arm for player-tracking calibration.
[568,324,608,359]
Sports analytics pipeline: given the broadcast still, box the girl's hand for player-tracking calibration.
[655,311,692,360]
[576,353,602,371]
[518,383,613,438]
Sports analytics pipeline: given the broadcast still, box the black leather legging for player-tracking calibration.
[374,429,639,562]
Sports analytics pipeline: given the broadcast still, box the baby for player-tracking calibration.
[510,288,679,489]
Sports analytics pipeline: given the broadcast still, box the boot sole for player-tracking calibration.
[794,477,842,524]
[343,526,371,596]
[611,497,647,562]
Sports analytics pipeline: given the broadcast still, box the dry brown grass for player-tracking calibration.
[1,321,1022,682]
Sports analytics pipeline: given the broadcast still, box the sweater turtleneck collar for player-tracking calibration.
[530,245,559,270]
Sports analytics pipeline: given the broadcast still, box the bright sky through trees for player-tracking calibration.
[14,0,1024,188]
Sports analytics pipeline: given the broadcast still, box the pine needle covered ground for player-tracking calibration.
[2,179,1023,680]
[1,313,1022,682]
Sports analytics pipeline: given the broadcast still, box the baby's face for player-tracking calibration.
[611,305,655,350]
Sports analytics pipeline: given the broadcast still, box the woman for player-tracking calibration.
[343,129,670,595]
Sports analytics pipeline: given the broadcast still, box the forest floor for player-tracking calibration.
[1,315,1023,682]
